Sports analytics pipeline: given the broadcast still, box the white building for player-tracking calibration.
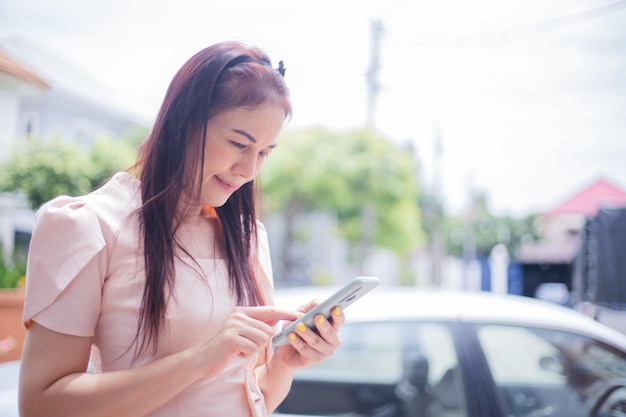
[0,36,142,254]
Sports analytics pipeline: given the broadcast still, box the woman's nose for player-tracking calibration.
[233,153,258,180]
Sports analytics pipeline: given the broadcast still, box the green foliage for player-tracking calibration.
[261,126,423,255]
[0,248,27,289]
[123,125,151,148]
[442,192,539,258]
[0,135,137,210]
[89,136,139,188]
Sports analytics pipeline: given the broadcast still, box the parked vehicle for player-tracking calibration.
[0,359,19,417]
[273,286,626,417]
[4,288,625,417]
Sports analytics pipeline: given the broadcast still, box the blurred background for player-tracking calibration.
[1,0,626,359]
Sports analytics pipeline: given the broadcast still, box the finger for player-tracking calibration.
[237,326,277,350]
[328,306,345,328]
[313,313,342,347]
[280,310,305,328]
[217,320,278,357]
[296,298,322,313]
[241,306,300,325]
[286,330,327,362]
[291,321,334,356]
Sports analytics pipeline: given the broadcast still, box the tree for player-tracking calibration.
[261,126,423,281]
[443,191,539,259]
[89,134,142,189]
[0,135,138,210]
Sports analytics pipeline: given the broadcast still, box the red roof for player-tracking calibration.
[0,50,49,88]
[545,178,626,218]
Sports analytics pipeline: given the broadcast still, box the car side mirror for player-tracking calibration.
[539,355,565,375]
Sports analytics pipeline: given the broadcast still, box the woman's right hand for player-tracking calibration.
[193,306,299,377]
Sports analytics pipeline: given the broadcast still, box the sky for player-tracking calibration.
[1,0,626,217]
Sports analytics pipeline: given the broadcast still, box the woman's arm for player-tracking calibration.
[19,322,203,417]
[19,306,299,417]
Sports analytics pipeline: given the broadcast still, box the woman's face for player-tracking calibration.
[195,102,285,209]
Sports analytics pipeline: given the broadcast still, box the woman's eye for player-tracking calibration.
[259,151,270,159]
[230,141,246,150]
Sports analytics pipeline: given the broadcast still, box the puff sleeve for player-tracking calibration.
[23,196,107,337]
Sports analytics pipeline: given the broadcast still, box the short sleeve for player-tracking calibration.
[23,196,107,337]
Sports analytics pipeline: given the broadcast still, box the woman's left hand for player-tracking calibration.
[272,299,345,369]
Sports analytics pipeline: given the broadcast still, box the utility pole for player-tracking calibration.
[432,123,445,287]
[358,19,383,275]
[366,19,383,128]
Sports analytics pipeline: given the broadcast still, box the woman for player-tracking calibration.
[18,41,344,417]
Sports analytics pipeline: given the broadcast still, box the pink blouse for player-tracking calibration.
[23,172,276,417]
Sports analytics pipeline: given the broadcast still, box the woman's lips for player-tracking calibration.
[215,176,238,193]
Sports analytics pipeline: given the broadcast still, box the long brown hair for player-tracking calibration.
[134,41,291,353]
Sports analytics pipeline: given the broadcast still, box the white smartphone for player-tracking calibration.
[272,276,380,346]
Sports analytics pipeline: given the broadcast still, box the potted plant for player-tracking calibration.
[0,247,27,363]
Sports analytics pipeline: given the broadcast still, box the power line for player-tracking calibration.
[503,0,626,38]
[404,0,626,49]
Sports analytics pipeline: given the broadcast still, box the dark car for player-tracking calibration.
[273,287,626,417]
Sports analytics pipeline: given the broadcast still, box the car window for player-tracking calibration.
[294,321,468,417]
[476,324,626,417]
[296,321,458,381]
[478,325,565,385]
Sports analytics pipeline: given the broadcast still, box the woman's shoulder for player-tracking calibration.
[23,175,140,335]
[35,172,141,234]
[82,172,141,216]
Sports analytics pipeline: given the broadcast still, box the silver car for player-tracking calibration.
[0,359,19,417]
[273,286,626,417]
